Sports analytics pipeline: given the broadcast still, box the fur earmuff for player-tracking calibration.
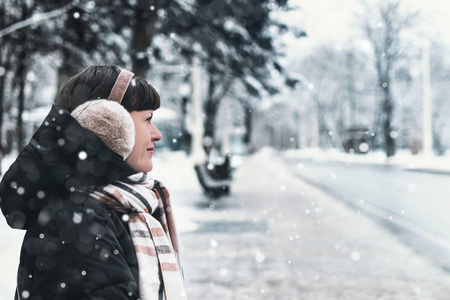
[71,100,135,160]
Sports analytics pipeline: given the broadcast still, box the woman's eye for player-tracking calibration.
[146,115,153,124]
[145,112,154,124]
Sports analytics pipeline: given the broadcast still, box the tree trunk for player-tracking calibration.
[203,96,220,156]
[381,79,396,157]
[180,96,191,154]
[16,60,26,152]
[242,104,254,153]
[346,52,356,125]
[15,2,30,152]
[56,47,82,100]
[0,65,5,173]
[0,1,5,170]
[203,76,217,150]
[131,0,160,77]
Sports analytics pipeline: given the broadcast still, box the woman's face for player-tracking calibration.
[126,110,162,173]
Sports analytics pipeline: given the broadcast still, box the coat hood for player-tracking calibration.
[0,105,136,229]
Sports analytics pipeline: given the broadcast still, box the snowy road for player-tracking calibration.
[284,157,450,271]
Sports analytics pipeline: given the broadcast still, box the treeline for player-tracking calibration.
[253,0,450,157]
[0,0,302,162]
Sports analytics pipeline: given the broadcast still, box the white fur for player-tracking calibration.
[71,100,135,160]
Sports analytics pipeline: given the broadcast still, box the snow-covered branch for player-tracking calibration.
[0,0,79,38]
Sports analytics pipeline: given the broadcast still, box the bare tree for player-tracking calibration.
[429,42,450,155]
[358,0,417,157]
[296,45,375,151]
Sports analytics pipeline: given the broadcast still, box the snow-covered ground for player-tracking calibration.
[0,215,23,299]
[284,147,450,172]
[0,152,24,299]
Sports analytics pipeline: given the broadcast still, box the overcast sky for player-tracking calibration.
[282,0,450,59]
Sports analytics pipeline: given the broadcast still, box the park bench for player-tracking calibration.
[194,158,231,198]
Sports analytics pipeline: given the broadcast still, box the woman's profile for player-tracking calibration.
[0,65,186,299]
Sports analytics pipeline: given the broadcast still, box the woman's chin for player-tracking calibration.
[126,159,153,173]
[141,162,153,173]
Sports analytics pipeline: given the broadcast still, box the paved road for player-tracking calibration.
[283,158,450,239]
[283,157,450,270]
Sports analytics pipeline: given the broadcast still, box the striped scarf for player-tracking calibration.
[82,173,186,300]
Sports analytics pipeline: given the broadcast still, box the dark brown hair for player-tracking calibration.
[56,65,160,112]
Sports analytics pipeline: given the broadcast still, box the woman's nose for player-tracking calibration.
[151,124,162,141]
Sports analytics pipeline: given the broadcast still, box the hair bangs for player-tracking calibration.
[122,77,160,112]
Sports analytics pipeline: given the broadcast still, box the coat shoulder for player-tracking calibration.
[17,193,139,299]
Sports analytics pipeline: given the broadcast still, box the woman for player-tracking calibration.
[0,66,186,299]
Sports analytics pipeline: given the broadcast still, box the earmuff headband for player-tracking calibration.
[107,69,134,103]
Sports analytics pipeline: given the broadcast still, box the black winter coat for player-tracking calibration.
[0,105,142,299]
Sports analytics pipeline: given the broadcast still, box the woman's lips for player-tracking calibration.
[147,147,154,154]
